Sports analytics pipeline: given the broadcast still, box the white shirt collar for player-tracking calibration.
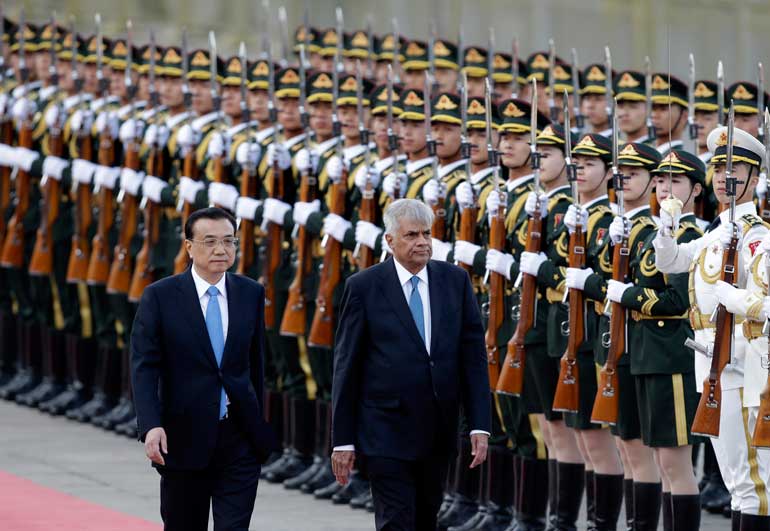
[343,143,368,163]
[192,111,221,131]
[315,136,340,154]
[406,156,433,174]
[698,150,713,163]
[225,121,251,139]
[38,85,58,101]
[546,184,570,198]
[655,139,683,155]
[166,111,192,129]
[624,205,649,219]
[506,172,533,192]
[256,125,275,143]
[439,158,467,179]
[582,194,609,209]
[472,166,496,185]
[393,258,429,288]
[718,201,757,224]
[282,131,307,149]
[191,266,228,301]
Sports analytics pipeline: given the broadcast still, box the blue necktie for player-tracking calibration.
[205,286,228,419]
[409,276,425,344]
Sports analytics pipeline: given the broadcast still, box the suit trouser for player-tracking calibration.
[158,417,260,531]
[709,387,770,515]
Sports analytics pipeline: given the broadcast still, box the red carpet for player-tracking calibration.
[0,470,160,530]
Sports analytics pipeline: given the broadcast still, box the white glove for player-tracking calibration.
[235,141,262,167]
[432,238,453,261]
[94,165,121,190]
[355,220,383,249]
[326,155,344,184]
[72,159,97,185]
[178,176,205,204]
[607,279,633,303]
[422,179,446,207]
[143,123,170,148]
[235,197,262,220]
[70,108,95,135]
[758,233,770,256]
[142,175,168,203]
[266,143,291,170]
[0,93,9,117]
[119,167,144,196]
[206,131,227,160]
[485,188,502,217]
[519,251,546,277]
[42,156,68,181]
[382,172,407,199]
[44,105,60,128]
[208,182,239,211]
[718,222,743,251]
[564,205,588,234]
[524,192,548,218]
[713,280,745,315]
[13,147,39,172]
[486,249,516,280]
[94,111,119,139]
[263,197,292,225]
[292,199,321,226]
[118,118,144,144]
[454,240,481,266]
[176,124,200,153]
[455,181,476,211]
[11,97,36,123]
[323,213,352,242]
[354,165,382,191]
[565,267,594,291]
[0,143,15,166]
[609,216,630,244]
[758,172,768,201]
[658,197,683,237]
[295,147,319,175]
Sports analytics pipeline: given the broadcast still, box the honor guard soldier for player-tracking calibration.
[460,45,488,99]
[317,27,340,74]
[614,70,653,145]
[401,39,429,91]
[727,82,768,139]
[294,24,320,70]
[693,80,722,164]
[581,63,614,136]
[650,73,688,155]
[654,125,770,529]
[432,38,459,95]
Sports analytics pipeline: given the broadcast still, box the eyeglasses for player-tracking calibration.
[187,237,240,249]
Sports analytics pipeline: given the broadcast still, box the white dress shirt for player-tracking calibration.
[191,266,229,406]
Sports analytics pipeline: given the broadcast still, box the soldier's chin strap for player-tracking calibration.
[736,164,754,203]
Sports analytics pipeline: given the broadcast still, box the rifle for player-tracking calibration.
[759,63,766,144]
[424,74,445,239]
[66,16,94,283]
[497,77,542,396]
[309,7,346,347]
[129,29,162,302]
[571,48,584,135]
[379,60,402,264]
[86,13,117,285]
[456,71,476,275]
[483,78,503,391]
[428,19,438,95]
[686,54,698,154]
[645,56,655,140]
[552,97,584,413]
[1,8,34,269]
[280,44,316,336]
[106,20,142,295]
[0,3,10,243]
[753,256,770,447]
[510,37,519,99]
[29,15,63,277]
[761,109,770,223]
[717,61,725,127]
[353,59,376,269]
[604,46,613,127]
[591,105,629,424]
[547,38,558,122]
[690,103,738,438]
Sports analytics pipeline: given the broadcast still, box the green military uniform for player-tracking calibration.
[693,79,721,223]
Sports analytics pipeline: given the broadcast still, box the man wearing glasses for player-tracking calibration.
[130,207,276,530]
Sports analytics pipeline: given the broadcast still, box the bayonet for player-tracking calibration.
[571,48,583,133]
[424,75,438,184]
[428,19,438,94]
[239,41,249,125]
[461,71,471,181]
[687,53,698,152]
[604,46,613,126]
[18,8,28,86]
[181,28,191,114]
[333,6,344,158]
[487,27,495,92]
[386,63,401,174]
[264,37,277,124]
[612,98,623,216]
[303,3,311,69]
[278,6,289,68]
[124,20,135,100]
[298,44,310,150]
[366,14,374,80]
[562,85,579,304]
[95,13,107,97]
[547,38,557,122]
[391,18,400,85]
[456,24,464,94]
[531,85,541,192]
[48,15,59,91]
[759,63,766,142]
[208,31,221,117]
[717,61,725,126]
[726,101,736,226]
[355,59,368,166]
[511,37,519,99]
[70,16,82,94]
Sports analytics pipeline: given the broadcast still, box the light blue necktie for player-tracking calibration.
[205,286,228,419]
[409,276,425,344]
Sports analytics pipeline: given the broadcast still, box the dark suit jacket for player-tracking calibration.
[331,259,491,460]
[130,269,272,470]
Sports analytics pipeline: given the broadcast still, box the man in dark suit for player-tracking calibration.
[332,198,491,531]
[131,207,273,531]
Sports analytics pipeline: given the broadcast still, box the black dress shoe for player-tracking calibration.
[350,488,373,509]
[284,456,323,490]
[701,476,731,514]
[0,371,40,401]
[438,493,455,520]
[17,380,62,407]
[438,494,479,529]
[301,462,336,494]
[115,417,138,438]
[449,505,488,531]
[264,451,311,483]
[94,400,133,430]
[365,496,375,512]
[66,392,113,422]
[314,478,343,499]
[331,475,369,505]
[469,502,513,531]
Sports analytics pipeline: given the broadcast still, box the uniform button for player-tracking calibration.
[657,321,664,327]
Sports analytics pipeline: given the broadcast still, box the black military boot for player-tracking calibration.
[449,458,490,531]
[632,482,662,531]
[734,512,743,531]
[670,494,699,531]
[94,348,135,429]
[0,311,18,387]
[544,458,558,529]
[261,393,292,478]
[661,491,672,531]
[17,328,65,407]
[740,514,770,531]
[40,335,95,415]
[313,476,343,499]
[510,456,548,531]
[472,447,515,530]
[623,478,634,530]
[266,397,313,483]
[702,469,731,514]
[546,462,585,531]
[350,488,373,510]
[440,438,481,529]
[67,345,117,422]
[285,400,326,490]
[593,474,624,531]
[1,321,42,400]
[303,403,336,493]
[331,471,369,504]
[439,448,461,520]
[585,470,596,531]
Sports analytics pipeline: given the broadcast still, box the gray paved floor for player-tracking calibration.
[0,401,726,530]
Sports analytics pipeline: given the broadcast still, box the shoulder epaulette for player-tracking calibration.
[547,192,571,211]
[740,213,769,235]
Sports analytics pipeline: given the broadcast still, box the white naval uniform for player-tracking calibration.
[654,201,770,515]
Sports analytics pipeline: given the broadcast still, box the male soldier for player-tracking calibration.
[727,82,768,139]
[460,45,488,99]
[293,24,320,70]
[342,30,372,76]
[614,70,653,144]
[691,79,722,227]
[650,73,688,155]
[491,52,527,104]
[316,28,339,74]
[654,126,770,530]
[401,39,429,91]
[372,32,404,86]
[433,38,459,94]
[543,63,576,127]
[581,63,613,136]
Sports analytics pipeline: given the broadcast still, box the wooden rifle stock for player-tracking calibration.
[690,239,738,437]
[591,233,631,424]
[457,205,477,275]
[66,135,94,282]
[357,180,376,269]
[106,144,141,294]
[173,149,198,274]
[0,120,14,241]
[29,130,64,276]
[86,127,116,285]
[552,226,586,413]
[753,369,770,447]
[0,121,33,268]
[128,148,164,303]
[236,156,259,275]
[497,209,542,396]
[263,160,285,329]
[309,174,347,348]
[484,203,506,391]
[431,199,447,241]
[650,191,661,217]
[280,166,317,336]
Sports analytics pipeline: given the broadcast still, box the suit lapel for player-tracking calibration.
[377,260,428,355]
[427,261,444,356]
[177,270,219,370]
